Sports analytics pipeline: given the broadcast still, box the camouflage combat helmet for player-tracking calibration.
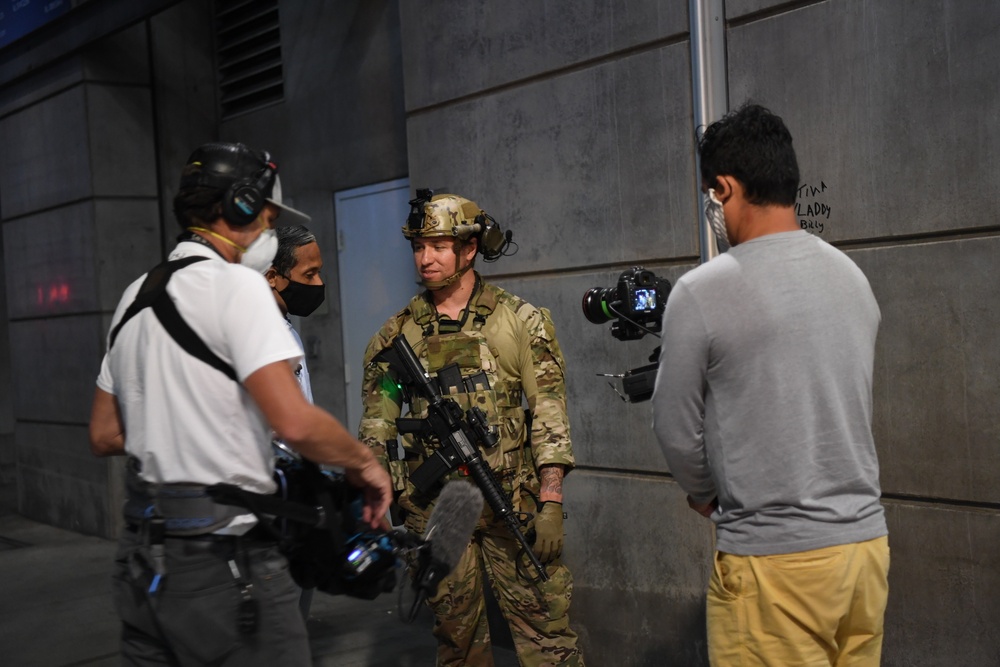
[402,192,486,241]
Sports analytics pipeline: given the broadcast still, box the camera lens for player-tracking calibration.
[346,542,376,577]
[582,288,615,324]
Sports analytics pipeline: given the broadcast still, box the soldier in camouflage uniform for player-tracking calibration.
[359,192,585,666]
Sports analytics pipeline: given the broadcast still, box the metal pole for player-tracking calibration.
[689,0,728,262]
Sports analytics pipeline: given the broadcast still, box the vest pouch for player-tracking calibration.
[424,332,505,457]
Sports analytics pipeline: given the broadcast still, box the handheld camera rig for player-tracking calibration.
[582,266,670,403]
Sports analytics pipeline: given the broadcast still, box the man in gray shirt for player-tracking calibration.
[652,104,889,666]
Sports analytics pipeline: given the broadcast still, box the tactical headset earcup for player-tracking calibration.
[221,177,265,226]
[476,214,507,260]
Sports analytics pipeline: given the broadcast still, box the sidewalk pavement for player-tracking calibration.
[0,510,518,666]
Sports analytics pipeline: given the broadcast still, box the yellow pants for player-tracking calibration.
[707,536,890,667]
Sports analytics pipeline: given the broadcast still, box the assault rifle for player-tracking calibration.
[382,334,548,583]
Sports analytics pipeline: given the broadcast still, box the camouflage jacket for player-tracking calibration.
[358,274,574,515]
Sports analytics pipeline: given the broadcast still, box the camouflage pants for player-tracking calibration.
[411,519,585,667]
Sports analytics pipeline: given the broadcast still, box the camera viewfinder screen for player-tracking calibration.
[633,288,656,311]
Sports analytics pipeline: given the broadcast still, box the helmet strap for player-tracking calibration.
[421,262,471,290]
[420,242,474,290]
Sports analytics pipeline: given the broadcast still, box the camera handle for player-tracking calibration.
[596,347,662,403]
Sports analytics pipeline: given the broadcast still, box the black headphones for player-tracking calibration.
[220,154,275,226]
[181,143,276,226]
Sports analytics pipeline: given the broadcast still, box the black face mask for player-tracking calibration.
[279,279,325,317]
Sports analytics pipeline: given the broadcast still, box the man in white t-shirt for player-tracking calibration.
[88,142,391,666]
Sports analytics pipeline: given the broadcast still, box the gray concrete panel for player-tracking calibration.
[566,470,712,666]
[727,1,1000,242]
[882,500,1000,666]
[15,423,112,536]
[496,264,691,473]
[9,316,103,425]
[80,22,150,85]
[0,55,85,118]
[0,86,91,219]
[725,0,794,20]
[850,239,1000,504]
[16,423,107,490]
[407,42,699,275]
[148,0,218,256]
[3,200,159,320]
[3,202,98,319]
[400,0,689,111]
[86,85,158,198]
[94,200,163,312]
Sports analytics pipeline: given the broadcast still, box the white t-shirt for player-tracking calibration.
[287,321,313,404]
[96,241,302,495]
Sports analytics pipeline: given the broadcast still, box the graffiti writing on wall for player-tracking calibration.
[796,181,830,234]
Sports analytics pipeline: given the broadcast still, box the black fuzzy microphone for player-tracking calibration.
[409,481,484,617]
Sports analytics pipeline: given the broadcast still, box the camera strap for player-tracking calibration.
[109,256,238,382]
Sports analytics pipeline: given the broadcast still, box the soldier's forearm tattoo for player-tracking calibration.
[539,464,564,502]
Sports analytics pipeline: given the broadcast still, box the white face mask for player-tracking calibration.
[241,228,278,273]
[705,189,729,250]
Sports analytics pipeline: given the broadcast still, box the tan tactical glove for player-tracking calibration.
[532,501,564,563]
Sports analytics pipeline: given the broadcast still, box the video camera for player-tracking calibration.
[210,456,405,600]
[582,266,670,403]
[582,267,670,341]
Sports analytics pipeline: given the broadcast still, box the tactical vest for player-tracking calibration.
[395,282,532,500]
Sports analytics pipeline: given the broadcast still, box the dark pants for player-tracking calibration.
[112,528,310,666]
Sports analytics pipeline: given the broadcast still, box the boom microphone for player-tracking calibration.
[408,481,484,619]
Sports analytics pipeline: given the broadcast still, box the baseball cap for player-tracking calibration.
[266,174,311,226]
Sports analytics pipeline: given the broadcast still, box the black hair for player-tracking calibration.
[697,103,799,207]
[272,225,317,276]
[172,164,225,227]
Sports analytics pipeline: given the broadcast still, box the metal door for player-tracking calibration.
[334,178,414,434]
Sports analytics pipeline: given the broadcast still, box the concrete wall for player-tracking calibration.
[0,23,162,535]
[1,0,998,664]
[399,1,1000,665]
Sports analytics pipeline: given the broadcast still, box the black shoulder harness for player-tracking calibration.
[109,256,238,382]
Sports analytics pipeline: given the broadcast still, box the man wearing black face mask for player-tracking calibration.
[265,224,326,618]
[267,225,326,319]
[266,225,326,399]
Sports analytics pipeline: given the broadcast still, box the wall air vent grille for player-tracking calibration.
[214,0,284,119]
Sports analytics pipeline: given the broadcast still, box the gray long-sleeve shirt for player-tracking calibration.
[652,230,887,555]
